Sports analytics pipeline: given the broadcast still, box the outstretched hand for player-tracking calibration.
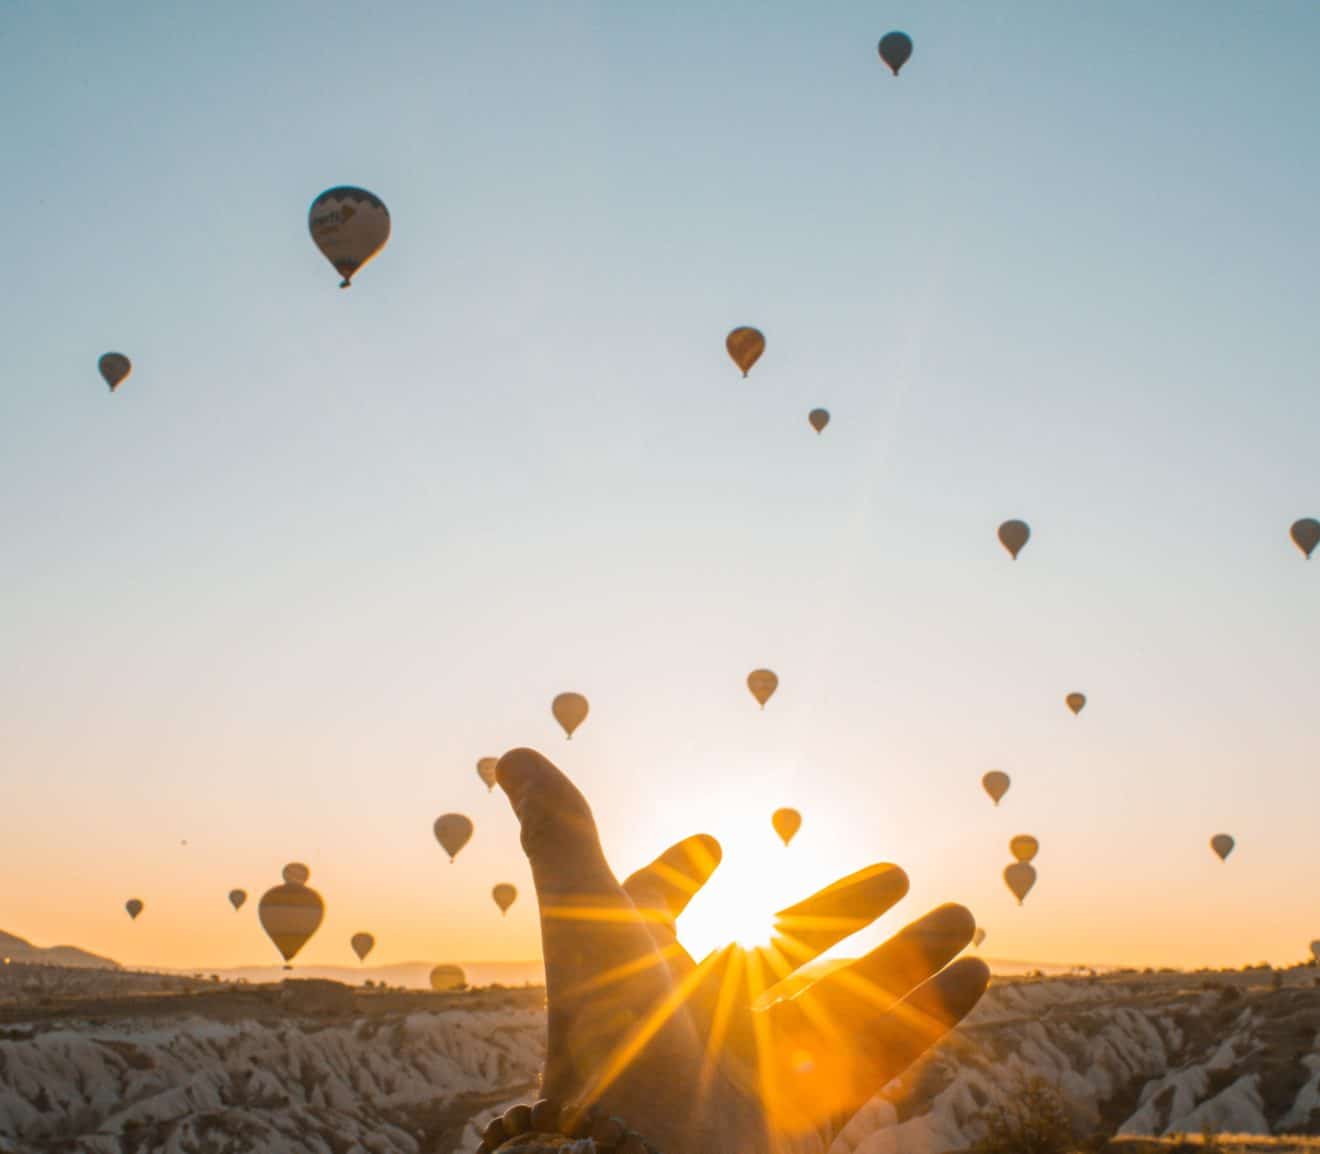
[496,748,989,1154]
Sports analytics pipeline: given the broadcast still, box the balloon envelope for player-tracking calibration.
[125,899,143,920]
[726,327,765,377]
[99,353,131,392]
[1311,941,1320,963]
[433,814,474,862]
[878,31,913,75]
[1291,518,1320,559]
[1065,692,1086,715]
[973,928,987,948]
[1210,834,1235,862]
[1004,862,1037,905]
[1010,835,1039,864]
[982,771,1010,806]
[552,692,589,739]
[477,757,499,790]
[308,186,390,287]
[282,862,311,886]
[747,669,778,708]
[228,889,247,911]
[430,964,466,991]
[258,883,325,963]
[350,932,375,962]
[808,409,830,434]
[771,808,802,846]
[492,883,518,915]
[998,520,1030,560]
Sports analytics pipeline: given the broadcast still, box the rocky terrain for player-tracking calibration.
[2,964,1320,1153]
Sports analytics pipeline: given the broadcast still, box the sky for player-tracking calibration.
[1,1,1318,974]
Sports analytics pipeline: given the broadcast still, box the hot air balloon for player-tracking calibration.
[808,409,830,434]
[350,932,375,962]
[552,692,589,739]
[998,520,1030,560]
[1009,835,1039,863]
[308,186,390,288]
[771,808,802,846]
[433,814,474,862]
[492,883,518,915]
[982,771,1010,806]
[99,353,131,392]
[973,928,987,948]
[477,757,499,791]
[125,899,143,920]
[228,889,247,911]
[878,31,913,75]
[258,883,325,966]
[726,327,765,377]
[1210,834,1235,862]
[1291,518,1320,560]
[430,963,466,991]
[1004,862,1036,905]
[283,862,311,886]
[1310,941,1320,963]
[1065,693,1086,716]
[747,669,778,709]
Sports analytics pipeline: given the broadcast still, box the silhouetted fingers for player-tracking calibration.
[622,834,723,929]
[767,863,910,973]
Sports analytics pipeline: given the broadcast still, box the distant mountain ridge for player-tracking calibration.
[0,929,118,970]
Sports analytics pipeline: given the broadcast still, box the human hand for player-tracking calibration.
[496,748,989,1154]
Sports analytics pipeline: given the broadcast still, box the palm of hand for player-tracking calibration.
[498,749,988,1154]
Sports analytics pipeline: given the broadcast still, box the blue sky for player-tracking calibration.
[2,2,1318,969]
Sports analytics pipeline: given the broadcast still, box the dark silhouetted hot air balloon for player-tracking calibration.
[1004,862,1036,905]
[99,353,131,392]
[308,187,390,287]
[228,889,247,911]
[430,963,466,991]
[982,771,1010,806]
[1310,941,1320,963]
[433,814,474,862]
[771,808,802,846]
[878,32,913,75]
[283,862,311,886]
[747,669,778,709]
[492,883,518,915]
[351,932,375,962]
[552,692,589,739]
[1065,693,1086,716]
[808,409,830,434]
[258,883,325,966]
[726,327,765,377]
[973,928,987,948]
[1210,834,1235,862]
[998,520,1030,560]
[1009,835,1039,863]
[125,899,143,920]
[477,757,499,790]
[1291,518,1320,559]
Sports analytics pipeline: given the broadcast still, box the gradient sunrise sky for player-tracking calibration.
[2,1,1318,972]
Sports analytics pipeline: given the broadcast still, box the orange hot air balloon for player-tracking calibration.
[258,883,325,965]
[726,327,765,377]
[492,884,518,915]
[1004,862,1036,905]
[350,932,375,962]
[973,928,987,948]
[1210,834,1235,862]
[282,862,310,886]
[308,186,390,287]
[125,899,144,920]
[808,409,830,434]
[477,757,499,791]
[747,669,778,709]
[552,692,589,739]
[433,814,474,862]
[998,520,1030,560]
[1065,692,1086,716]
[771,807,802,846]
[982,771,1010,806]
[430,964,466,991]
[1291,518,1320,559]
[99,352,131,392]
[228,889,247,911]
[878,31,913,75]
[1009,835,1039,863]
